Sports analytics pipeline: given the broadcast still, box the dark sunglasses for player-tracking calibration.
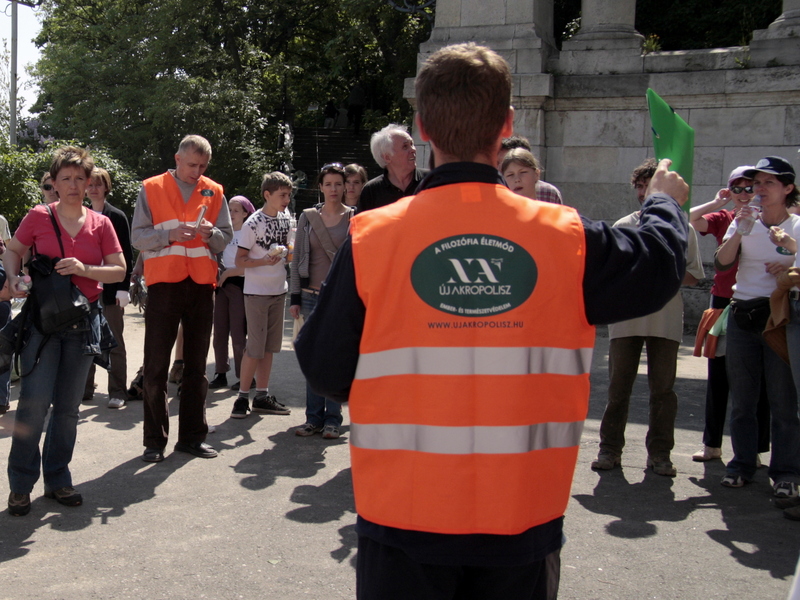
[730,185,753,194]
[321,162,344,171]
[42,184,53,191]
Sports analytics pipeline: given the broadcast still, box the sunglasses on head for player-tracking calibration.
[321,162,343,171]
[730,185,753,194]
[42,184,53,191]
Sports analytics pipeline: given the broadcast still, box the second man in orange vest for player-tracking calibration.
[132,135,232,463]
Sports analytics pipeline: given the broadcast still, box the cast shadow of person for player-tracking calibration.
[231,428,346,492]
[689,463,799,580]
[285,467,357,568]
[0,454,183,565]
[573,467,696,539]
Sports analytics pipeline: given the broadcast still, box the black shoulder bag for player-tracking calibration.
[27,204,92,335]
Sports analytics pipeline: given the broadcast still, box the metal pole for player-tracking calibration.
[10,0,17,145]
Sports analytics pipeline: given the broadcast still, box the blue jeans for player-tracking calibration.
[7,324,95,494]
[301,291,342,428]
[726,309,800,483]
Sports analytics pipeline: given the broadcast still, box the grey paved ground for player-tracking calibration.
[0,312,797,599]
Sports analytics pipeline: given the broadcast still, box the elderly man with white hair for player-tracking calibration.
[357,124,429,213]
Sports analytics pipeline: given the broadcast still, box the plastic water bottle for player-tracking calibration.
[17,275,32,292]
[736,195,761,236]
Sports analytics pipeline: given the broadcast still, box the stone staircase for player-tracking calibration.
[290,127,381,212]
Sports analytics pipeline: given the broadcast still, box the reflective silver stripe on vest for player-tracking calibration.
[142,245,215,260]
[154,219,182,230]
[350,421,584,454]
[354,346,593,380]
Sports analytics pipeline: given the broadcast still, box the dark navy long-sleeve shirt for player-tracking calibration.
[294,161,689,567]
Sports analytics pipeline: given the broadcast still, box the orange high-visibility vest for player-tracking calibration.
[348,181,596,535]
[142,172,223,286]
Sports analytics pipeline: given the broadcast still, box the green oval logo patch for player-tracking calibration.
[411,234,537,316]
[201,189,214,196]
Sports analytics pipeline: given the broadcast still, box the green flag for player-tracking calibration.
[647,88,694,212]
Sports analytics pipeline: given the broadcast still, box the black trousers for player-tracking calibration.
[703,295,770,452]
[356,535,558,600]
[142,278,213,449]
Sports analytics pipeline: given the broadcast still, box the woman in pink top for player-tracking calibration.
[4,146,125,516]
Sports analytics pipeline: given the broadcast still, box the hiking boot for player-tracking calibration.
[127,368,144,400]
[208,373,227,389]
[230,396,250,419]
[647,456,677,477]
[168,360,184,384]
[44,486,83,507]
[252,393,290,415]
[776,496,800,509]
[8,492,30,516]
[591,451,620,471]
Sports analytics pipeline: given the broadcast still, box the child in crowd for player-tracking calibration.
[231,172,294,418]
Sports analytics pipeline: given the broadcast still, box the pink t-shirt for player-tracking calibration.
[16,203,122,302]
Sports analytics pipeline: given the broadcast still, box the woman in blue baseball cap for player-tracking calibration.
[715,156,800,501]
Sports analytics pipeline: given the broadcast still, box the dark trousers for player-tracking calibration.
[212,283,246,379]
[356,536,554,600]
[85,302,127,400]
[142,279,213,449]
[702,296,770,451]
[600,336,679,458]
[704,354,771,452]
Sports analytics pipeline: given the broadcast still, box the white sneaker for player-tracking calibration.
[692,446,722,462]
[107,397,126,409]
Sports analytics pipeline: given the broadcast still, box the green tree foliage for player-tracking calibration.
[30,0,431,198]
[0,138,143,227]
[0,139,43,224]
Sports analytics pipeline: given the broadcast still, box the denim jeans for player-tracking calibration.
[301,291,342,428]
[7,323,94,494]
[726,309,800,483]
[702,295,771,451]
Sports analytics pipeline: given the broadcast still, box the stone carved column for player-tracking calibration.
[750,0,800,66]
[556,0,644,74]
[574,0,640,41]
[405,0,556,167]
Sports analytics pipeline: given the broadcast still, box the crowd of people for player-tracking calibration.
[1,41,800,599]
